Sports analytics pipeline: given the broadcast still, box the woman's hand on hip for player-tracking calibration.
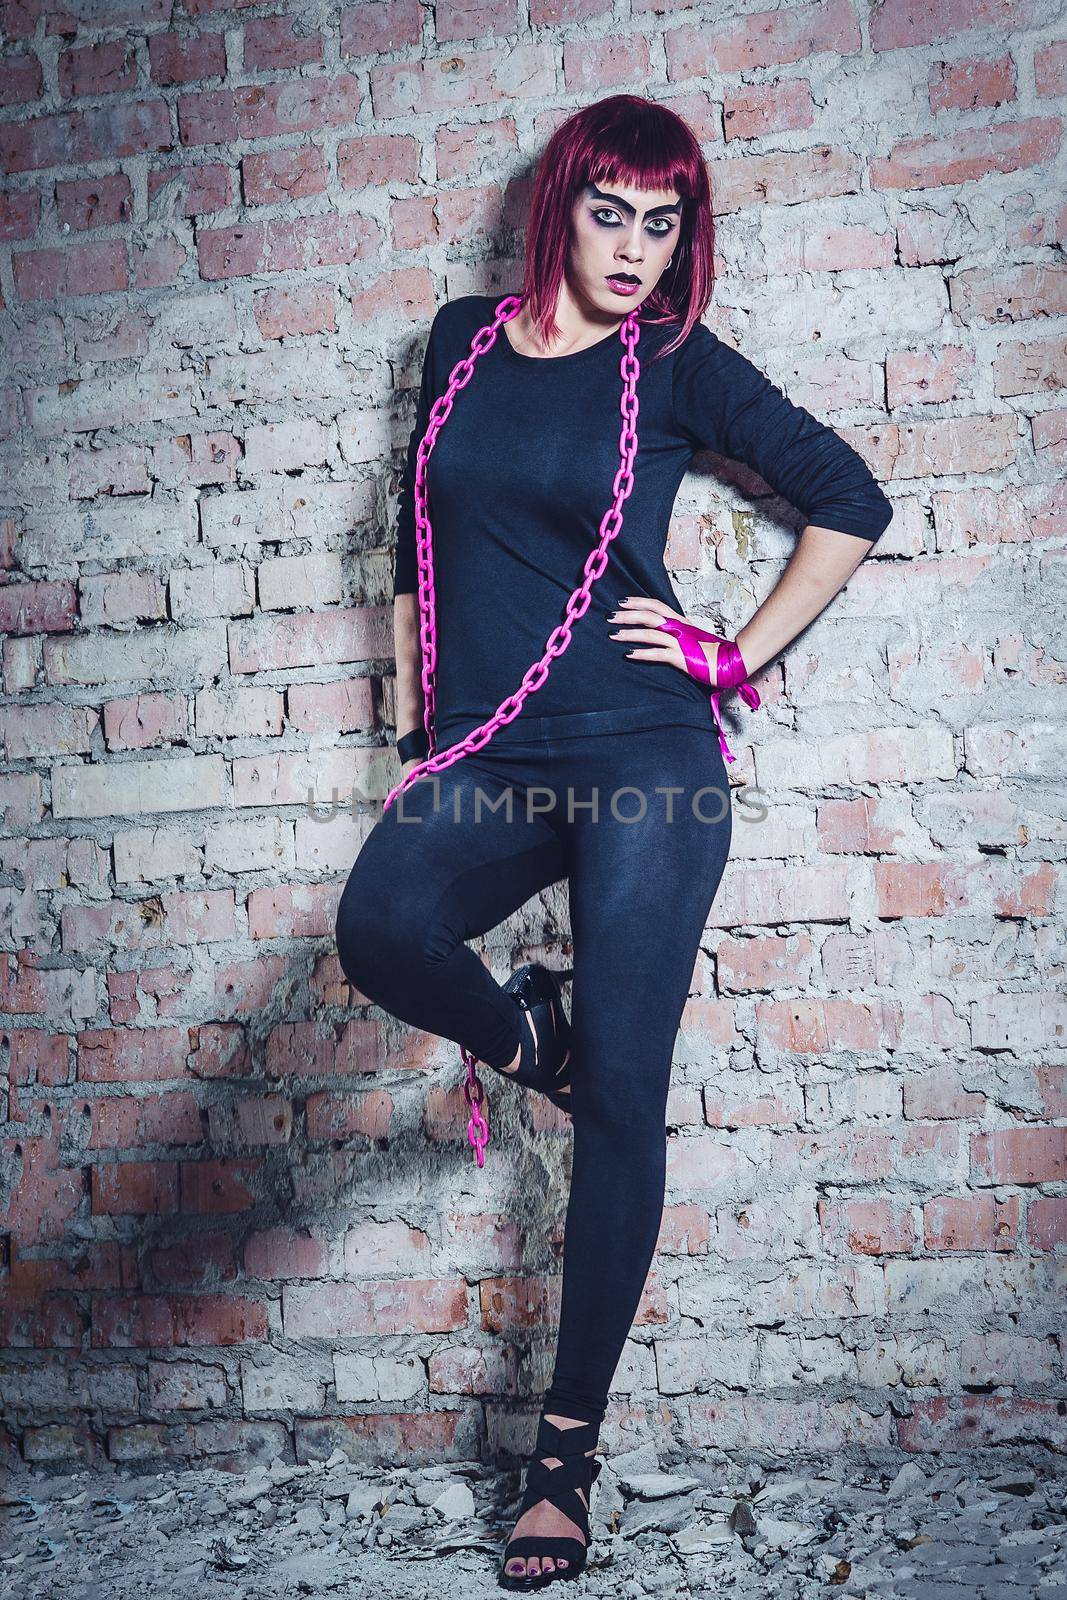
[606,596,719,680]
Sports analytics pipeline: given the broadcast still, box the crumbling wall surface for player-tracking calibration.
[1,1,1065,1476]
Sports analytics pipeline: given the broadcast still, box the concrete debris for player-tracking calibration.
[2,1448,1065,1600]
[427,1481,476,1520]
[613,1470,703,1499]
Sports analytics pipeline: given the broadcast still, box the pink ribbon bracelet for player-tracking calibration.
[656,617,761,764]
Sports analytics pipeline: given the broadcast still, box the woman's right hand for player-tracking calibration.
[401,757,424,782]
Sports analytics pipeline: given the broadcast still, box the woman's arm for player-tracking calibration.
[394,592,426,775]
[391,308,446,770]
[671,322,893,679]
[733,523,874,676]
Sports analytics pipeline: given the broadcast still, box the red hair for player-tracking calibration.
[518,93,715,364]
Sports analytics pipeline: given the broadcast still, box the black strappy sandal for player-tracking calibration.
[498,1413,602,1589]
[499,963,574,1111]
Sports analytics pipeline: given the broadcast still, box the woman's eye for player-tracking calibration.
[592,208,673,238]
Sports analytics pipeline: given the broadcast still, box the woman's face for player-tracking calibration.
[568,179,682,314]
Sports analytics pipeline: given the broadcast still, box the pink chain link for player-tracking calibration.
[382,294,642,1166]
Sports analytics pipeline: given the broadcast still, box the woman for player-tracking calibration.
[335,93,893,1590]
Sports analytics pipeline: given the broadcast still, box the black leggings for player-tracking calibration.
[334,715,733,1428]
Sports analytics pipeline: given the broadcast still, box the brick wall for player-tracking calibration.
[1,0,1065,1473]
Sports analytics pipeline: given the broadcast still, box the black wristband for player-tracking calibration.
[396,727,430,765]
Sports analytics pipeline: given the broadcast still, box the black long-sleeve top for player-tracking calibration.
[393,293,893,747]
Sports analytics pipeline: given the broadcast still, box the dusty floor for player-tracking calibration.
[2,1442,1065,1599]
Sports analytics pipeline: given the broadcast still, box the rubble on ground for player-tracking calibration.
[2,1443,1065,1599]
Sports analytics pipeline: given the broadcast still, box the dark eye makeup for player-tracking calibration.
[591,206,674,238]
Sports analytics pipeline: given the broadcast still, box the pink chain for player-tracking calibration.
[382,294,642,1166]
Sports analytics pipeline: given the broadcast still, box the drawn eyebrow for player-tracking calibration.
[587,184,682,219]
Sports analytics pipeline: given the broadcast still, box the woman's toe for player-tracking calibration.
[506,1557,525,1575]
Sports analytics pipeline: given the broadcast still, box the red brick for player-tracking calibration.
[994,334,1067,399]
[148,29,226,87]
[91,1293,269,1348]
[949,263,1067,322]
[148,160,232,216]
[242,144,328,204]
[818,1196,916,1254]
[897,1395,1067,1453]
[177,75,361,147]
[712,143,857,214]
[872,0,1036,54]
[1,100,172,175]
[563,34,652,94]
[923,1192,1019,1250]
[724,78,815,140]
[243,1226,330,1280]
[0,1135,85,1246]
[150,1232,238,1287]
[667,0,861,76]
[756,996,899,1052]
[196,211,378,280]
[339,0,422,56]
[1032,407,1067,465]
[306,1089,392,1140]
[971,1126,1067,1185]
[874,861,971,918]
[77,1028,190,1084]
[263,1019,385,1080]
[0,1289,84,1349]
[716,932,815,991]
[871,118,1061,191]
[61,892,236,955]
[59,41,137,98]
[244,881,337,945]
[283,1277,468,1337]
[180,1158,260,1214]
[208,1094,293,1147]
[0,49,44,106]
[103,690,186,749]
[91,1161,179,1216]
[294,1409,462,1466]
[106,966,187,1024]
[253,281,336,338]
[348,264,435,325]
[130,234,187,290]
[286,676,373,733]
[656,1203,712,1255]
[702,1081,799,1128]
[903,1065,986,1121]
[1035,40,1067,99]
[337,131,419,188]
[88,1091,201,1149]
[0,578,77,634]
[13,239,128,300]
[187,1024,252,1079]
[9,1245,131,1299]
[243,14,324,70]
[366,45,485,116]
[0,189,40,240]
[929,54,1016,113]
[55,172,133,230]
[1026,1196,1067,1250]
